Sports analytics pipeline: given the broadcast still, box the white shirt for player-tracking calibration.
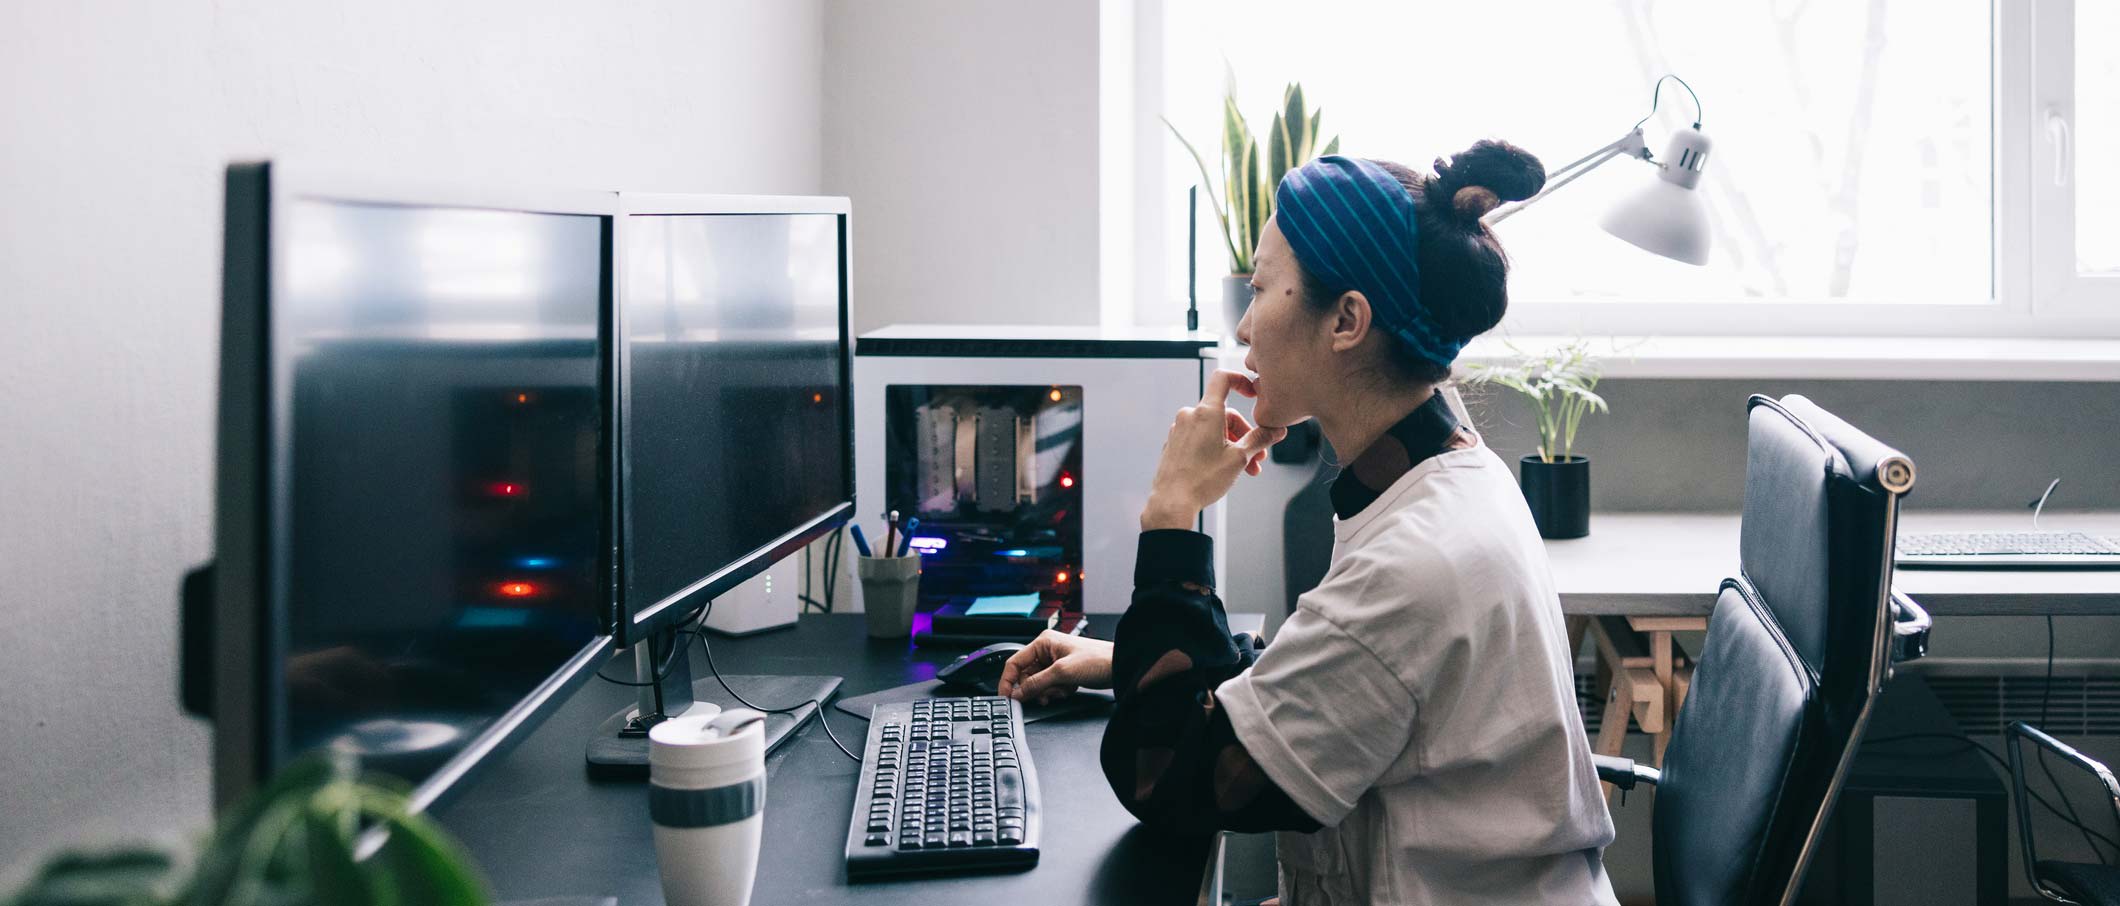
[1215,437,1618,905]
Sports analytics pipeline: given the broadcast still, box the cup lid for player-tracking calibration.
[649,709,767,770]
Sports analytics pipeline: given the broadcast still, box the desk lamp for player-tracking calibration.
[1484,75,1713,265]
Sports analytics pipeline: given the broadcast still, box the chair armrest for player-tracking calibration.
[2004,720,2120,897]
[2008,721,2120,808]
[1889,589,1930,664]
[1593,754,1660,790]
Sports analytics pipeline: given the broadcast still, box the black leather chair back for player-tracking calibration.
[1652,395,1915,906]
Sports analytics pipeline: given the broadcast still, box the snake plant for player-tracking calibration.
[1167,75,1340,275]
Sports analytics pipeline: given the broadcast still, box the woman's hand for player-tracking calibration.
[997,630,1115,705]
[1140,371,1288,531]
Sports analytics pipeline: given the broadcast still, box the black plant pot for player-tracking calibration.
[1520,455,1591,539]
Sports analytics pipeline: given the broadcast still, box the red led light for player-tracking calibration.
[489,482,523,497]
[498,581,537,597]
[514,392,530,404]
[1059,474,1074,489]
[1055,571,1069,584]
[811,392,823,404]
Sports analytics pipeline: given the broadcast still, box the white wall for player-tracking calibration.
[0,0,823,877]
[822,0,1104,334]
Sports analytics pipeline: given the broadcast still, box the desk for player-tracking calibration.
[432,615,1219,906]
[1548,510,2120,778]
[1549,510,2120,616]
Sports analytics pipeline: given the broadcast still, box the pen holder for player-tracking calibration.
[857,554,921,639]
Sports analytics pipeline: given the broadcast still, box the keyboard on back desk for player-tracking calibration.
[843,695,1041,879]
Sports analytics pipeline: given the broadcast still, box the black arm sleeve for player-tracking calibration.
[1097,530,1323,835]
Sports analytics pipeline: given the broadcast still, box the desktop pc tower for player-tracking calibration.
[851,326,1222,643]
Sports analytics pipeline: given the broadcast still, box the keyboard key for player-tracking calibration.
[998,828,1024,846]
[866,833,889,846]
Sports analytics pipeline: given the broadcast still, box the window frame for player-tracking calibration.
[2028,0,2120,318]
[1131,0,2120,340]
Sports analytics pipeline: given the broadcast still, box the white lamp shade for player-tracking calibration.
[1598,126,1714,266]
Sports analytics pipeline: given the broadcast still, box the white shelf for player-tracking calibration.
[1451,335,2120,382]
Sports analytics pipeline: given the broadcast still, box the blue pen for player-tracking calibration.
[849,523,874,558]
[897,517,920,557]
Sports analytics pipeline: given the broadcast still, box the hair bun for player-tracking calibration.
[1430,139,1546,220]
[1451,186,1501,219]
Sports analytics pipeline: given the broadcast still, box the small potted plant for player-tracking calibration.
[1166,73,1339,338]
[5,753,491,906]
[1465,340,1608,539]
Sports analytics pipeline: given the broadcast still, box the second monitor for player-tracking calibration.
[587,194,856,771]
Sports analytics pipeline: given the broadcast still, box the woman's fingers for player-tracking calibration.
[997,642,1053,700]
[1237,423,1287,456]
[1198,370,1258,408]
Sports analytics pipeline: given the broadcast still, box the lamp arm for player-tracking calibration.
[1483,129,1653,225]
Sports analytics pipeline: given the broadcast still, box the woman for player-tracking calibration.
[997,142,1618,905]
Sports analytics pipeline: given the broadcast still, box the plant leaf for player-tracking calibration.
[1266,110,1290,194]
[1162,116,1244,272]
[1238,138,1255,266]
[302,808,372,906]
[9,848,177,906]
[1320,135,1340,156]
[370,817,490,906]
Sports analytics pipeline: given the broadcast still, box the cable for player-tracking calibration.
[1631,73,1704,132]
[591,622,701,688]
[2039,614,2108,864]
[694,598,862,762]
[824,525,843,612]
[1863,731,2120,860]
[2031,477,2062,530]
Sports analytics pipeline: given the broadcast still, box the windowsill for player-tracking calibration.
[1453,335,2120,381]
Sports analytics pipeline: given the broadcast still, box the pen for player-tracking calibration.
[897,517,920,557]
[849,523,874,558]
[885,509,900,558]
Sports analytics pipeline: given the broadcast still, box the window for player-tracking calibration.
[2029,0,2120,313]
[1144,0,2118,338]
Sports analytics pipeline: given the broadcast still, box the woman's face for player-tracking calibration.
[1236,218,1331,430]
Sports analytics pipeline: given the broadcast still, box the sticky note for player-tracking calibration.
[964,594,1042,617]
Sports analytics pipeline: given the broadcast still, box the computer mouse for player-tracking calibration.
[936,642,1026,695]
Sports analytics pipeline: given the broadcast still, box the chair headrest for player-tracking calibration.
[1738,395,1914,672]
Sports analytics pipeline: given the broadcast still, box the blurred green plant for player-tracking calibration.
[1166,70,1339,275]
[6,753,490,906]
[1463,340,1609,463]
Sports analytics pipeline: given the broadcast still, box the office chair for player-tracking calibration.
[2005,720,2120,904]
[1593,394,1932,906]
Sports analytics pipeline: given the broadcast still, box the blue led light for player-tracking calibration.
[997,548,1029,558]
[908,536,948,552]
[458,607,534,629]
[514,556,556,569]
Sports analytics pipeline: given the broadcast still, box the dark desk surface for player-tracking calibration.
[433,614,1216,905]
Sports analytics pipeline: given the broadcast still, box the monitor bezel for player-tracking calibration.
[213,161,619,814]
[610,193,856,647]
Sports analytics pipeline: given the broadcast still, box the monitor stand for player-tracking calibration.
[583,627,841,779]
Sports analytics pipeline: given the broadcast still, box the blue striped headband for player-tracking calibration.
[1274,155,1460,368]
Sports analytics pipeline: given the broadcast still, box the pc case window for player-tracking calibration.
[882,385,1085,613]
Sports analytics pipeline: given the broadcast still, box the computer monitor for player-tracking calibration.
[615,196,853,644]
[196,163,617,811]
[585,195,853,767]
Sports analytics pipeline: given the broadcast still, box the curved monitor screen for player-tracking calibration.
[621,213,848,629]
[280,198,606,783]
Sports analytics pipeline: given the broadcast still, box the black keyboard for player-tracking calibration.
[844,696,1040,879]
[1898,531,2120,568]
